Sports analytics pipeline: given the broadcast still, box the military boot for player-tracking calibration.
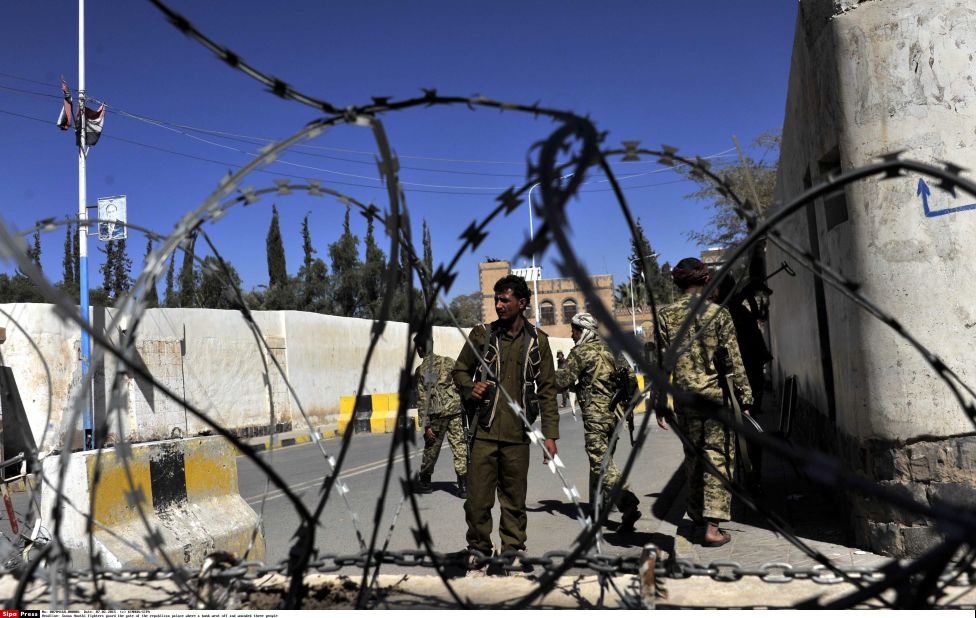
[456,474,468,499]
[417,473,433,494]
[617,489,641,534]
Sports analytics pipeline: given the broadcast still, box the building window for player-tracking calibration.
[562,299,578,324]
[540,301,555,326]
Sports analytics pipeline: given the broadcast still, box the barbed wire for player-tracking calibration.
[0,0,974,609]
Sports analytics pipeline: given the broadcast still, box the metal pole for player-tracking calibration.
[78,0,93,450]
[629,258,637,335]
[527,183,541,328]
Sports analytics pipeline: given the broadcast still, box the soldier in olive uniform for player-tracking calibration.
[453,274,559,568]
[655,257,753,547]
[555,313,641,532]
[415,334,468,497]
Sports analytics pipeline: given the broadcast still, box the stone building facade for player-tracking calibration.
[477,260,617,339]
[768,0,976,557]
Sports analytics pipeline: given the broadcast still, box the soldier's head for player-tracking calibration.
[671,257,710,292]
[493,274,531,323]
[414,331,432,358]
[570,312,598,345]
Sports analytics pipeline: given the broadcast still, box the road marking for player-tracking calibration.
[245,449,421,505]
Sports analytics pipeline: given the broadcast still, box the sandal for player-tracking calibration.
[700,530,731,547]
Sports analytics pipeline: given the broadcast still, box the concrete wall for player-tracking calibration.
[0,303,571,455]
[769,0,976,556]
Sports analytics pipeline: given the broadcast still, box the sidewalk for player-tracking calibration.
[649,412,890,574]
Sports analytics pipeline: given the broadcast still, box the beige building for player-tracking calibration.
[478,260,618,339]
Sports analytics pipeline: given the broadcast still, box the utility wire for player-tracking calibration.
[0,71,737,173]
[0,98,710,195]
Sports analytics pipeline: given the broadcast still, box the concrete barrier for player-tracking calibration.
[338,393,418,434]
[0,303,571,452]
[41,436,264,569]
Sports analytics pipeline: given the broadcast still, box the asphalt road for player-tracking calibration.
[237,407,684,570]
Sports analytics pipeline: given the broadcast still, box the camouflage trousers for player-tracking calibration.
[420,414,467,476]
[677,411,734,522]
[582,412,633,510]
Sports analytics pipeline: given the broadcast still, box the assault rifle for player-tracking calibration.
[713,347,762,489]
[608,366,638,446]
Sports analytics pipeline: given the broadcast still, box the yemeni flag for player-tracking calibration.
[81,104,105,146]
[57,76,106,147]
[57,77,72,130]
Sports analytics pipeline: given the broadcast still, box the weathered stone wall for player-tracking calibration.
[769,0,976,557]
[0,303,571,454]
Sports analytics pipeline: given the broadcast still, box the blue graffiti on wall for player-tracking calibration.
[917,178,976,218]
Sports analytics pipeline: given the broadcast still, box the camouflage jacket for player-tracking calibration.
[415,354,462,423]
[555,339,631,417]
[658,293,753,408]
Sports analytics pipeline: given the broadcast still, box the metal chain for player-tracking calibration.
[14,550,966,588]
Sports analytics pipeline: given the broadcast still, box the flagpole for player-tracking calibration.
[78,0,93,450]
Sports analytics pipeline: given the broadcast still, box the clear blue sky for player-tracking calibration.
[1,0,798,301]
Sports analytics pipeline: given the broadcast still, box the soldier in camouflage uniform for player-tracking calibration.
[655,257,753,547]
[555,313,641,533]
[415,334,468,497]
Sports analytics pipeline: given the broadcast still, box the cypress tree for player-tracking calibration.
[164,251,177,307]
[62,220,74,286]
[421,219,434,301]
[100,239,115,299]
[178,233,197,307]
[359,214,386,317]
[266,205,287,288]
[144,237,160,308]
[328,207,361,316]
[112,237,132,299]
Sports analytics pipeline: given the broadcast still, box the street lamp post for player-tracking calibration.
[527,183,542,327]
[628,253,658,335]
[527,174,575,328]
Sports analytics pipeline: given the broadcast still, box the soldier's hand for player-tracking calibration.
[424,426,436,441]
[655,413,669,431]
[471,381,489,400]
[542,438,558,464]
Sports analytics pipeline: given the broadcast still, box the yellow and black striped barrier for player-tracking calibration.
[42,436,265,569]
[338,393,419,434]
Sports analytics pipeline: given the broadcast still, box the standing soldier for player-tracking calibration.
[655,257,753,547]
[415,333,468,498]
[555,313,641,533]
[453,274,559,572]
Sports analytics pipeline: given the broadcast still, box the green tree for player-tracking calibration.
[328,207,361,317]
[297,213,330,312]
[422,220,434,298]
[680,132,780,247]
[27,231,42,272]
[448,291,482,327]
[62,220,74,288]
[622,219,671,311]
[358,214,387,318]
[178,234,198,308]
[163,251,177,308]
[99,239,115,299]
[112,237,132,300]
[197,256,242,309]
[266,205,288,289]
[144,237,160,308]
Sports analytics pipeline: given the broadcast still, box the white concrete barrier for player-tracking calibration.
[0,304,571,452]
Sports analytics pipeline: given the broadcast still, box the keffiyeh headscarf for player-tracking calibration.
[571,312,599,346]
